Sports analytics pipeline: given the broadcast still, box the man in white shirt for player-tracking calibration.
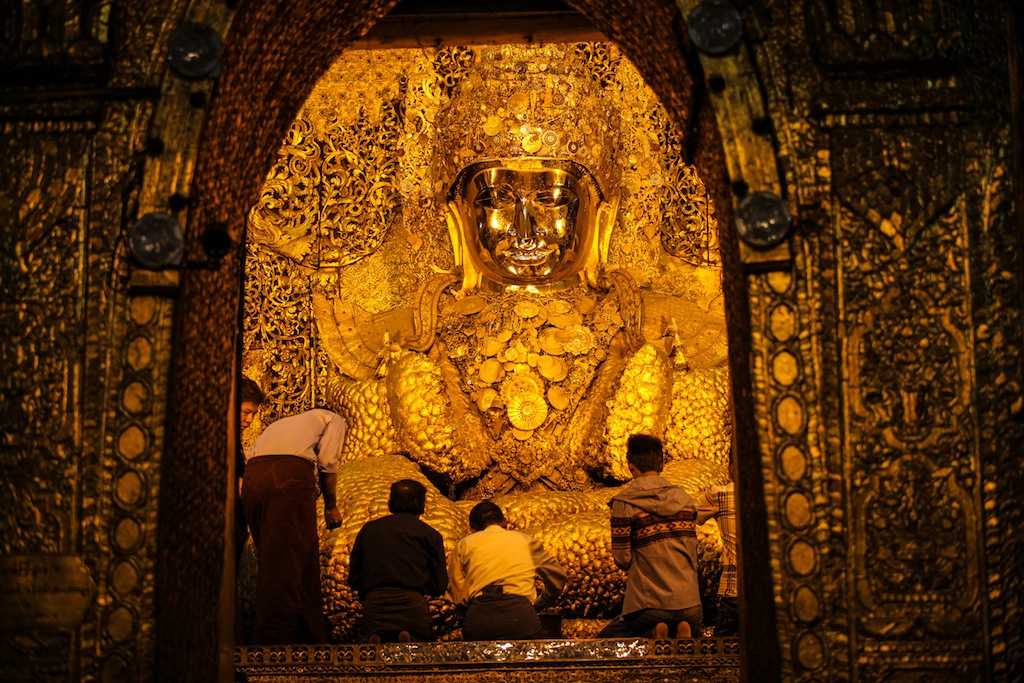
[242,408,346,644]
[446,501,566,640]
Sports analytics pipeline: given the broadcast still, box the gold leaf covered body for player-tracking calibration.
[606,344,674,479]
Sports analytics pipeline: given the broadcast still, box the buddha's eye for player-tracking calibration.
[534,191,557,207]
[535,188,573,207]
[494,186,517,205]
[475,186,517,207]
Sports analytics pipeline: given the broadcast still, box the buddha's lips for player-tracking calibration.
[506,246,555,263]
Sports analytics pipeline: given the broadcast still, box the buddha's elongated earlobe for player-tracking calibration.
[445,201,482,294]
[585,198,619,288]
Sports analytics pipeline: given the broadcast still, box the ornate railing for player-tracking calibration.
[236,637,741,681]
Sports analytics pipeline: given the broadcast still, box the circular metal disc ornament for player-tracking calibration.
[167,23,223,79]
[506,392,548,431]
[735,191,793,250]
[687,0,744,56]
[129,213,185,269]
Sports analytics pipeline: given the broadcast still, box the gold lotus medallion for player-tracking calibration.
[501,371,545,401]
[514,300,541,318]
[506,391,548,430]
[539,328,566,355]
[562,325,594,355]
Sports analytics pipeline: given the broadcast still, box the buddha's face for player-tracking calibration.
[449,160,603,287]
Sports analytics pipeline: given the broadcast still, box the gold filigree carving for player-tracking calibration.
[248,117,322,264]
[847,287,970,449]
[853,454,979,637]
[248,103,403,269]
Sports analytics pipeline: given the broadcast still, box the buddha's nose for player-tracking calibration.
[511,199,537,242]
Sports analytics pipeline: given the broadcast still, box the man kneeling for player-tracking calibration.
[446,501,566,640]
[599,434,703,639]
[348,479,447,642]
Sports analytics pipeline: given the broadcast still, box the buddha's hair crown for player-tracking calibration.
[434,43,624,200]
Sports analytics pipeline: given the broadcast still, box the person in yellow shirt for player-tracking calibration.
[446,501,567,640]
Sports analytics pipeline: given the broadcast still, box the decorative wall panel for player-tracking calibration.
[0,120,92,680]
[743,0,1023,679]
[0,1,182,681]
[0,109,175,681]
[0,0,114,88]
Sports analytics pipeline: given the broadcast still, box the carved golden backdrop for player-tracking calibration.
[725,0,1024,679]
[241,42,733,638]
[243,43,725,430]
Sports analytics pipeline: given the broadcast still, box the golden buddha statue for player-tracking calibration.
[271,43,732,638]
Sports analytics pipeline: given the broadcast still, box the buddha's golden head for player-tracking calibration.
[446,158,612,289]
[435,45,623,292]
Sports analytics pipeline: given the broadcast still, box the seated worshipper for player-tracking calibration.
[242,408,346,644]
[598,434,702,640]
[446,501,567,640]
[348,479,448,643]
[693,481,738,636]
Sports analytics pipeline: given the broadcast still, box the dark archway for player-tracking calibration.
[155,1,773,680]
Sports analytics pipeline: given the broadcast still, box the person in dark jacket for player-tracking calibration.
[348,479,448,643]
[598,434,703,639]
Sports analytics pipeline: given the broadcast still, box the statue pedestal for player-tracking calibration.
[236,638,741,682]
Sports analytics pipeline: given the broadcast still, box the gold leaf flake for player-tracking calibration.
[478,358,502,383]
[514,301,541,318]
[548,385,570,410]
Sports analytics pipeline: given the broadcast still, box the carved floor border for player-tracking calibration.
[237,638,740,682]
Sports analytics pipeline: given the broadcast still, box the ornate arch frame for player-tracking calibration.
[154,0,773,678]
